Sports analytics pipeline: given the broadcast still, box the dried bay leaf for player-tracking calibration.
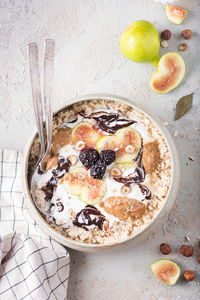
[175,93,193,121]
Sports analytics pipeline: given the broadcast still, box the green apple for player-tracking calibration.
[120,20,160,66]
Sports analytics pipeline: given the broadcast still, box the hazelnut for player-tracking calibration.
[180,245,194,257]
[110,167,122,178]
[75,141,85,151]
[121,185,131,195]
[67,155,78,166]
[197,254,200,264]
[68,208,75,218]
[179,43,187,51]
[103,221,109,231]
[181,29,192,40]
[161,29,171,40]
[160,243,171,255]
[125,145,135,154]
[161,40,168,48]
[184,270,195,281]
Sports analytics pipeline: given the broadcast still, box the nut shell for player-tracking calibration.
[197,254,200,264]
[161,40,168,48]
[180,245,194,257]
[181,29,192,40]
[160,243,171,255]
[161,29,171,40]
[179,43,187,51]
[184,270,195,281]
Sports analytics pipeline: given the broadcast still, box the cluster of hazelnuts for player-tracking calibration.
[159,240,200,282]
[160,29,192,51]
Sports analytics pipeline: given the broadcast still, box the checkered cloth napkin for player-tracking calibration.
[0,150,70,300]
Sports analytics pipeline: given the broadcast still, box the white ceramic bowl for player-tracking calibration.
[22,94,180,252]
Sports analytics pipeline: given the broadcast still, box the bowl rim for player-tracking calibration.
[22,93,180,251]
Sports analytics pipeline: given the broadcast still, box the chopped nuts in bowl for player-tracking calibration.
[22,94,180,252]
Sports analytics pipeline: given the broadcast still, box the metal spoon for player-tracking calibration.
[28,43,45,166]
[28,40,55,212]
[43,39,55,166]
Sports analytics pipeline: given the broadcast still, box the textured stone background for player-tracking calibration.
[0,0,200,299]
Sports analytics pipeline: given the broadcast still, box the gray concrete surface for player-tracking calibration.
[0,0,200,299]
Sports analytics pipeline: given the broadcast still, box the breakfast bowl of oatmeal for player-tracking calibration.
[22,94,180,252]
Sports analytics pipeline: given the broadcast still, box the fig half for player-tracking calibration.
[150,52,185,93]
[166,5,188,25]
[151,259,180,285]
[96,127,142,163]
[71,122,103,149]
[63,167,106,205]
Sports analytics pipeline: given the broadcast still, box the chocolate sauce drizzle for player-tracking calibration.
[138,184,151,200]
[73,205,107,231]
[42,157,71,201]
[114,143,145,185]
[56,201,64,212]
[78,110,136,134]
[37,165,44,175]
[133,143,145,182]
[113,142,151,200]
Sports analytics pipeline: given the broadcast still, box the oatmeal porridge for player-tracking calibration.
[29,99,171,245]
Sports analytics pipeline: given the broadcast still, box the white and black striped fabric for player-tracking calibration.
[0,150,70,300]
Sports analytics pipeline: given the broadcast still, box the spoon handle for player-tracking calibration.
[28,43,45,157]
[44,39,55,155]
